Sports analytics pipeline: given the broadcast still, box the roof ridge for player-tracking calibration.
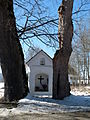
[26,49,52,64]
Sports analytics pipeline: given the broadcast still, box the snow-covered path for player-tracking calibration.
[18,92,90,113]
[0,82,90,116]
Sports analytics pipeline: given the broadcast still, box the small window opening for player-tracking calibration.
[40,58,45,65]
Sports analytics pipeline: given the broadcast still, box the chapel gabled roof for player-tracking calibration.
[26,50,52,64]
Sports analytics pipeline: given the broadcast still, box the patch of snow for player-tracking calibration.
[0,108,10,117]
[71,90,89,96]
[0,82,4,89]
[0,82,4,98]
[85,86,90,89]
[18,93,90,113]
[0,83,90,115]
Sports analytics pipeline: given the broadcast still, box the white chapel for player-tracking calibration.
[26,50,53,96]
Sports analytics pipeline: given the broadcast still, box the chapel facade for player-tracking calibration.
[26,50,53,96]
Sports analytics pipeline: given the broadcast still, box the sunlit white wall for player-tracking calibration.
[0,66,2,73]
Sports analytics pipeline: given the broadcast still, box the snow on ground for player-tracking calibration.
[0,82,4,98]
[0,82,90,116]
[0,82,4,89]
[18,92,90,113]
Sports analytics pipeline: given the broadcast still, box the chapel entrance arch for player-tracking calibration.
[35,73,49,92]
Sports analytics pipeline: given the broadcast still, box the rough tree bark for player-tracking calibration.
[0,0,28,101]
[53,0,73,99]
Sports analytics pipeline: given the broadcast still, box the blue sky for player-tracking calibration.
[0,0,90,73]
[14,0,90,59]
[0,0,90,74]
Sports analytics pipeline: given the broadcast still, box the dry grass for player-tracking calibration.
[71,85,90,94]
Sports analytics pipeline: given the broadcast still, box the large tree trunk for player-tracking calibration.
[0,0,28,101]
[53,0,73,99]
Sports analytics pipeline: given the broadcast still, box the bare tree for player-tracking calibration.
[26,47,41,61]
[13,0,90,52]
[53,0,73,99]
[0,0,28,102]
[0,0,89,101]
[69,21,90,85]
[14,0,59,51]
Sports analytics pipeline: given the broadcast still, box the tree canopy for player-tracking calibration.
[14,0,90,56]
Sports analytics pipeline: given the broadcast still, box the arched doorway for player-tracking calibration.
[35,73,49,92]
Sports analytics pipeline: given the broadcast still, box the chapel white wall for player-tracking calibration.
[27,51,53,96]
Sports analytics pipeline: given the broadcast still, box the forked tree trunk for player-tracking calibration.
[0,0,28,101]
[53,0,73,99]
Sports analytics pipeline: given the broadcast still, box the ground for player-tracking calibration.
[0,82,90,119]
[0,112,90,120]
